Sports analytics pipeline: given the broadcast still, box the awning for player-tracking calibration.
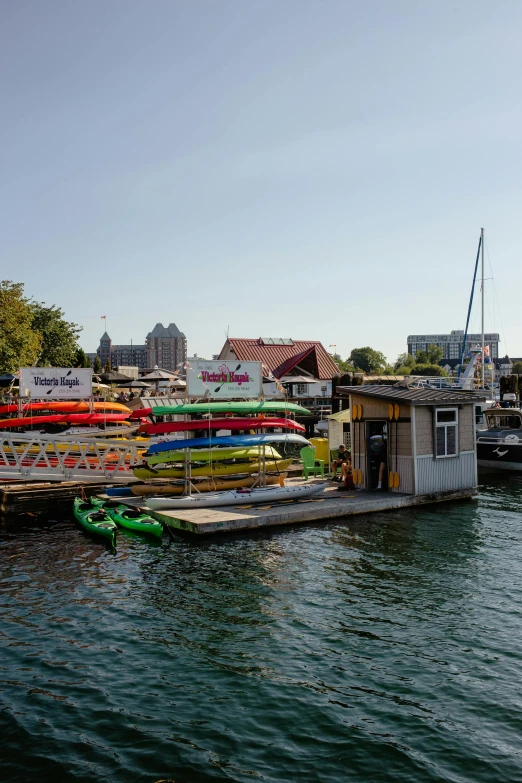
[326,409,351,423]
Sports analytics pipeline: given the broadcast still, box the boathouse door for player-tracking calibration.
[366,421,388,491]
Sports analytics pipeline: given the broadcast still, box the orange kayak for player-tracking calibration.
[0,413,130,429]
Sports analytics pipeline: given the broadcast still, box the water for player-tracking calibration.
[2,479,522,783]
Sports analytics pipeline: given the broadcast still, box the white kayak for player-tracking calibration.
[145,482,327,510]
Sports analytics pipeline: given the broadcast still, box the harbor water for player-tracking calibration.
[2,478,522,782]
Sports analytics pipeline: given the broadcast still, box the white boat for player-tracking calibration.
[145,482,327,510]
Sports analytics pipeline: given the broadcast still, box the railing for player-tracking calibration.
[0,433,146,483]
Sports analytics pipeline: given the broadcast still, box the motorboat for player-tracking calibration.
[477,407,522,472]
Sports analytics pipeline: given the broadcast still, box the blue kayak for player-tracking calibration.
[146,433,310,455]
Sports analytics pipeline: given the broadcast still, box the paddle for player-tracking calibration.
[46,370,72,394]
[215,364,242,393]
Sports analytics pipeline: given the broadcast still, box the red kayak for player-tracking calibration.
[141,417,306,435]
[0,413,129,429]
[0,401,130,415]
[129,407,153,419]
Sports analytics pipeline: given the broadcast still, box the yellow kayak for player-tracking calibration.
[133,458,293,480]
[146,445,282,467]
[130,473,288,496]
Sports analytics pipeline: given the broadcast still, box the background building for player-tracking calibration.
[93,322,187,372]
[408,329,500,360]
[146,323,187,373]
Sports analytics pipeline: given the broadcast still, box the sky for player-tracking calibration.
[2,0,522,364]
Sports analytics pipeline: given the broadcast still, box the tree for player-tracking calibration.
[104,359,112,372]
[74,347,91,368]
[512,361,522,374]
[31,302,82,367]
[0,281,41,373]
[329,353,356,373]
[394,352,416,371]
[415,344,443,365]
[93,354,102,373]
[412,364,448,377]
[349,347,387,374]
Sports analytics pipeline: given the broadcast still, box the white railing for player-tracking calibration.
[0,433,146,482]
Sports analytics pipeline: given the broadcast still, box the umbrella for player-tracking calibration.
[117,380,153,389]
[0,373,16,387]
[140,369,177,380]
[99,371,134,384]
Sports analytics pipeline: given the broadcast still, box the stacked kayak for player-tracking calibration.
[133,458,293,480]
[146,432,309,456]
[145,482,327,510]
[0,401,131,415]
[125,473,288,497]
[150,401,310,415]
[73,498,117,546]
[91,498,162,537]
[0,413,130,429]
[141,417,306,435]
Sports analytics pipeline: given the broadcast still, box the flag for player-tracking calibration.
[101,315,106,319]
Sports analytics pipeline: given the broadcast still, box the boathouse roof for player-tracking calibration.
[337,385,487,405]
[218,338,340,380]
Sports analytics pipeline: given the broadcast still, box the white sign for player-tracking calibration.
[19,367,93,399]
[187,360,262,399]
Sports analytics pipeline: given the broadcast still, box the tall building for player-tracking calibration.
[146,323,187,373]
[96,332,148,370]
[407,329,500,360]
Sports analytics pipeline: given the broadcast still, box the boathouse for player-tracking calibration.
[341,385,484,495]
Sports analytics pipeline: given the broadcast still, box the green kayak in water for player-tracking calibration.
[73,498,117,546]
[91,498,163,538]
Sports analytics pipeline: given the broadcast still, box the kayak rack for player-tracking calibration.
[0,432,144,483]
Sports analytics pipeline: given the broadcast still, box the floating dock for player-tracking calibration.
[129,480,477,535]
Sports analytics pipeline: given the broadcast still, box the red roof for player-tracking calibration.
[218,339,340,380]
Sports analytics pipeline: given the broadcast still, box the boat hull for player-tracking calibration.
[147,433,309,456]
[143,417,306,435]
[91,499,163,537]
[73,499,117,544]
[129,473,287,496]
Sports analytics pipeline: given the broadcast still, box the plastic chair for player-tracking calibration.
[300,447,325,479]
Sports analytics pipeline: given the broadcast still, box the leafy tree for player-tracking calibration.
[349,347,387,374]
[31,302,81,367]
[74,347,91,368]
[512,361,522,374]
[0,281,41,373]
[329,353,356,373]
[395,365,413,376]
[415,344,443,365]
[104,359,112,372]
[412,364,448,377]
[93,354,102,373]
[394,352,416,371]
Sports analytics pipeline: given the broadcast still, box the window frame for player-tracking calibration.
[434,406,459,459]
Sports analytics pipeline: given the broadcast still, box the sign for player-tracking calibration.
[187,360,262,399]
[19,368,93,399]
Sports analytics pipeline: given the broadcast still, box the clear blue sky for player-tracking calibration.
[2,1,522,363]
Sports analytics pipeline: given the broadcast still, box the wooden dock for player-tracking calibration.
[0,481,110,515]
[130,481,477,535]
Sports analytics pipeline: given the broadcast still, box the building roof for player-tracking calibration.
[100,332,111,341]
[146,322,186,340]
[338,384,487,404]
[219,338,340,380]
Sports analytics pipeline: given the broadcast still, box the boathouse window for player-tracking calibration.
[435,408,458,458]
[296,383,308,395]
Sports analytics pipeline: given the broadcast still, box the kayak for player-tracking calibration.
[91,498,162,537]
[147,433,310,456]
[133,457,293,480]
[73,497,117,545]
[0,401,131,415]
[146,445,282,467]
[145,481,327,510]
[128,473,288,496]
[151,401,311,416]
[142,417,306,435]
[0,413,130,429]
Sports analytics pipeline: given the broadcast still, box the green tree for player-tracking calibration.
[93,354,102,373]
[349,347,387,374]
[415,344,443,365]
[412,363,448,377]
[104,359,112,372]
[0,281,41,373]
[329,353,356,374]
[512,361,522,374]
[74,347,91,368]
[394,352,416,371]
[31,302,81,367]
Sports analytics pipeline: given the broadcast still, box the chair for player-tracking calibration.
[300,447,325,479]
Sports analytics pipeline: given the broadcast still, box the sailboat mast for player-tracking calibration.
[481,227,485,387]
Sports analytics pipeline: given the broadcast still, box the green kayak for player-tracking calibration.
[91,498,163,538]
[146,445,282,467]
[151,401,311,416]
[73,498,117,546]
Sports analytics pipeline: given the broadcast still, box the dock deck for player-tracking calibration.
[128,480,477,535]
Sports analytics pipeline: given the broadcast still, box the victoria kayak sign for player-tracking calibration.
[19,368,93,399]
[187,360,262,399]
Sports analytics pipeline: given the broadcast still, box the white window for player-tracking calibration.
[435,408,458,458]
[296,383,308,395]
